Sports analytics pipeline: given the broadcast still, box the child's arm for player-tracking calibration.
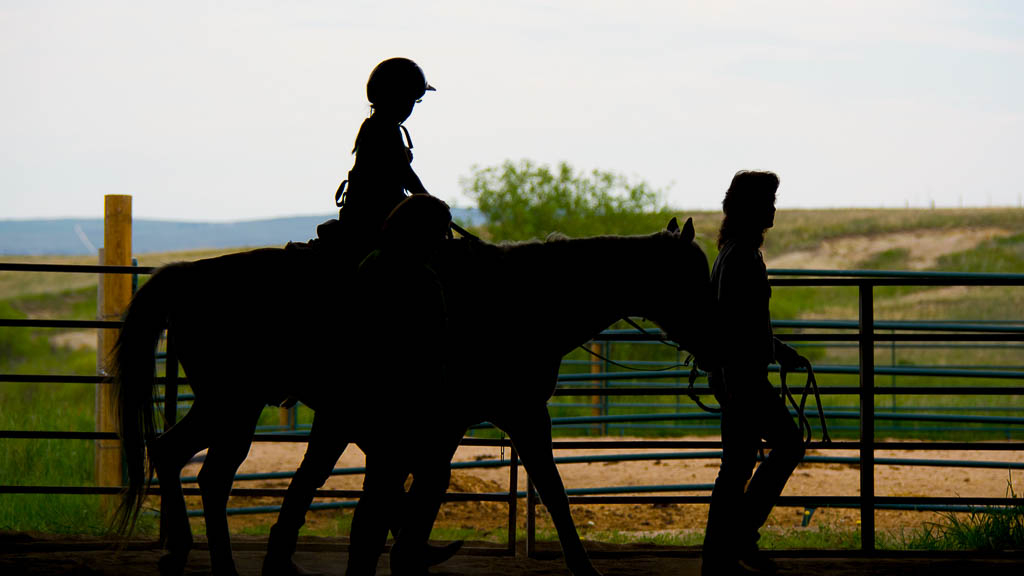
[402,164,430,196]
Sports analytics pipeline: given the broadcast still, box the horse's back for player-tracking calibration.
[175,246,346,309]
[163,247,348,393]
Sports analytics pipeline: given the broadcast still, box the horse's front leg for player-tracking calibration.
[498,405,602,576]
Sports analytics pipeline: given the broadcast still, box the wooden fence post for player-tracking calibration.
[97,195,132,517]
[279,405,294,430]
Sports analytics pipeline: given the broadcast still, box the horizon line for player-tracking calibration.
[3,204,1024,225]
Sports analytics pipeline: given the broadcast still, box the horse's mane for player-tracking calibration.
[448,229,683,259]
[435,230,693,294]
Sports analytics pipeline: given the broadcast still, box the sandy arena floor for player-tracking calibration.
[177,436,1024,539]
[3,437,1022,575]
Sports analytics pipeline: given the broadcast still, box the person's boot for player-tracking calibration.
[390,539,464,575]
[423,540,463,566]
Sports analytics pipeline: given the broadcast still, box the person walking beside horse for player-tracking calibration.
[701,170,810,575]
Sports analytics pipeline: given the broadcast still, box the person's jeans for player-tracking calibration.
[703,368,805,555]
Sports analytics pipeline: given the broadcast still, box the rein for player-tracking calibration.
[606,318,721,413]
[577,342,691,373]
[576,317,693,373]
[578,318,831,445]
[450,221,478,241]
[577,318,718,412]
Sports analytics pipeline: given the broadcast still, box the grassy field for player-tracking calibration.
[1,208,1023,544]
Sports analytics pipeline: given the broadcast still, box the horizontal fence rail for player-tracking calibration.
[1,262,1023,557]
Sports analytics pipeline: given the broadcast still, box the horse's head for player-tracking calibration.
[649,216,714,368]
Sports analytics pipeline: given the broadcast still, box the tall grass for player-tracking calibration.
[894,478,1024,551]
[0,299,110,532]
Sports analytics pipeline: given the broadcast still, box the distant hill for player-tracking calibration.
[0,208,485,255]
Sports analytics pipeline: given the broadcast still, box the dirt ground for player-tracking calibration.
[764,227,1009,270]
[175,436,1024,540]
[4,440,1018,575]
[2,535,1023,576]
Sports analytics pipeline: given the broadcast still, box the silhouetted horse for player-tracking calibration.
[111,217,710,576]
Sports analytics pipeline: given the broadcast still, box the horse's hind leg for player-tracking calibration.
[264,411,348,575]
[150,401,211,576]
[499,405,602,576]
[197,401,262,576]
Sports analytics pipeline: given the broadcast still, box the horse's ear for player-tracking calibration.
[681,217,695,242]
[666,217,679,233]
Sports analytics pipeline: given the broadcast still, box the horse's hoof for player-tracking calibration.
[158,552,188,576]
[262,553,324,576]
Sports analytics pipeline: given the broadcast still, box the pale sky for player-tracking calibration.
[2,1,1022,222]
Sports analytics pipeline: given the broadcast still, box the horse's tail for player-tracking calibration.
[109,263,185,535]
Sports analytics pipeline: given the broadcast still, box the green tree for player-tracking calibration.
[462,159,676,242]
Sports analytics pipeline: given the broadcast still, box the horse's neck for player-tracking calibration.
[453,235,677,355]
[542,237,655,318]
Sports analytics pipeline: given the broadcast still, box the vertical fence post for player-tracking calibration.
[279,401,295,430]
[97,194,132,517]
[506,443,518,556]
[858,283,875,553]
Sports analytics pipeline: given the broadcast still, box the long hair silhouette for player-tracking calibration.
[717,170,780,249]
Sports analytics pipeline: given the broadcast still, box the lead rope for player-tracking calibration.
[779,364,832,445]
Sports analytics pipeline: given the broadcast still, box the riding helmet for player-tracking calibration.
[366,57,435,105]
